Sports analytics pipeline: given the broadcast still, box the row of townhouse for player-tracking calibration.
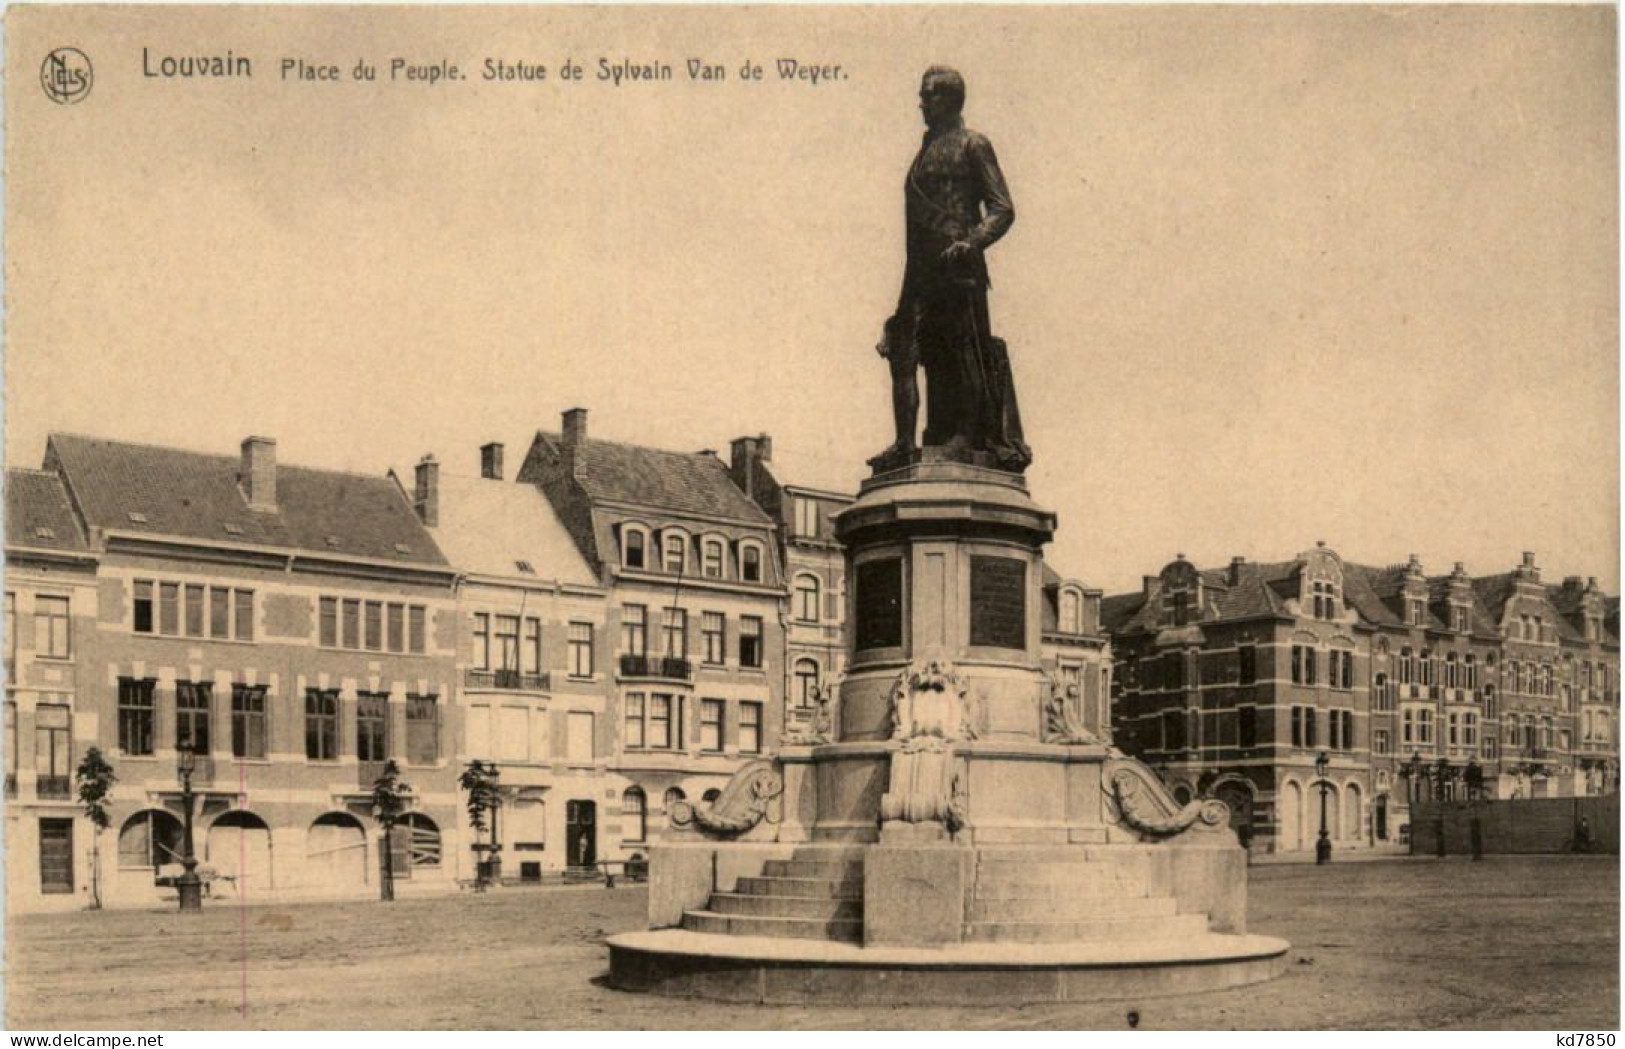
[1103,544,1620,855]
[5,408,1123,912]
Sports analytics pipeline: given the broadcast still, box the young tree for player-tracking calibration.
[74,747,116,910]
[458,759,501,887]
[369,759,412,902]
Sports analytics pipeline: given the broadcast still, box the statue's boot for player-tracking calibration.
[867,439,917,472]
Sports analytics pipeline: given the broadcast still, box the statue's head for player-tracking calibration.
[919,66,965,128]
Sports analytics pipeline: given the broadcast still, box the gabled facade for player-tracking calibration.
[8,434,463,912]
[405,445,614,877]
[1105,544,1620,855]
[517,411,786,851]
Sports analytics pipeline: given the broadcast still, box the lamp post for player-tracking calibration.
[175,746,203,912]
[1434,755,1450,858]
[1315,751,1332,865]
[1465,758,1484,861]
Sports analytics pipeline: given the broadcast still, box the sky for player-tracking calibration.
[5,5,1618,595]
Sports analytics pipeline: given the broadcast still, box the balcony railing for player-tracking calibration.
[464,668,552,691]
[619,655,693,681]
[36,775,71,800]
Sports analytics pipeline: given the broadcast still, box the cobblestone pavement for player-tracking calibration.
[6,855,1616,1030]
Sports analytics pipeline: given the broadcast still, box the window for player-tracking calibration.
[1483,685,1497,718]
[1312,580,1337,620]
[388,604,405,653]
[649,694,673,748]
[1506,717,1521,750]
[1463,712,1479,749]
[473,613,491,670]
[523,618,542,675]
[1238,644,1257,686]
[5,593,16,679]
[119,810,183,870]
[495,615,520,671]
[1291,645,1317,686]
[1291,706,1318,748]
[741,544,762,583]
[184,585,205,637]
[794,659,820,708]
[118,678,155,755]
[568,622,594,677]
[1543,717,1556,750]
[1373,727,1391,755]
[1453,605,1469,633]
[34,704,70,792]
[1059,590,1081,634]
[231,685,267,760]
[175,681,211,755]
[796,575,822,623]
[702,612,725,665]
[739,702,763,754]
[305,689,339,761]
[159,582,180,635]
[702,540,724,579]
[1484,735,1498,760]
[365,602,384,651]
[406,694,438,764]
[794,497,819,538]
[662,608,688,659]
[622,787,647,842]
[320,597,338,647]
[6,701,17,789]
[1410,599,1425,626]
[740,617,763,668]
[624,693,645,749]
[1237,706,1257,748]
[408,606,426,654]
[664,787,686,812]
[662,533,687,574]
[235,590,255,641]
[34,596,70,659]
[624,528,646,569]
[701,699,724,752]
[342,599,361,649]
[621,605,647,657]
[1329,650,1354,690]
[357,693,388,762]
[209,587,230,638]
[1162,709,1187,751]
[1542,664,1555,698]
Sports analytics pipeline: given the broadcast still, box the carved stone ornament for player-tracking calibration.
[1103,758,1230,839]
[669,759,783,838]
[781,679,839,746]
[1042,674,1100,745]
[888,659,980,753]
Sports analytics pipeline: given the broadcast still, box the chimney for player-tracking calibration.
[1520,551,1540,582]
[414,454,440,528]
[729,433,773,502]
[1143,575,1159,600]
[1229,556,1246,586]
[480,442,504,481]
[1522,551,1536,567]
[561,408,588,480]
[240,436,277,511]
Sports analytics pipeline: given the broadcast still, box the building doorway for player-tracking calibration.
[39,818,73,894]
[566,800,596,868]
[1374,794,1389,840]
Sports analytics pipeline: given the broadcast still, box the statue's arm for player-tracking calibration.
[965,133,1015,251]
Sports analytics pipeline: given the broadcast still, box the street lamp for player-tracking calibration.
[1434,755,1450,857]
[1465,758,1485,861]
[1315,751,1332,865]
[175,746,203,912]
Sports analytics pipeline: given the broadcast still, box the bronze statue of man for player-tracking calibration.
[870,66,1032,474]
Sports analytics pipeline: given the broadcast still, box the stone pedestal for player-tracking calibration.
[862,844,972,947]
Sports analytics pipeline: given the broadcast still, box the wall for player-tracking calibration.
[1409,795,1619,854]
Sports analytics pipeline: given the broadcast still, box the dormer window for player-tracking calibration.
[1059,589,1081,635]
[740,543,763,583]
[1311,581,1338,620]
[1409,599,1425,626]
[1452,605,1469,633]
[701,539,725,579]
[662,532,687,575]
[623,528,646,570]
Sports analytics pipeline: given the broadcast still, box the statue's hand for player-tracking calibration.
[941,240,975,262]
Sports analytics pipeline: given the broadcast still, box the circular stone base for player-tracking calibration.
[605,929,1290,1005]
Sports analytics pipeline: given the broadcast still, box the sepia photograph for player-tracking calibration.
[1,2,1618,1033]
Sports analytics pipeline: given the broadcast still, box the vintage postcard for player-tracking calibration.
[2,3,1617,1034]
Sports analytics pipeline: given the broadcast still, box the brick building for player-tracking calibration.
[6,434,463,913]
[516,410,787,854]
[1103,545,1620,855]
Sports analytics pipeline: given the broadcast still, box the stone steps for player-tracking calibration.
[965,912,1208,945]
[968,894,1175,922]
[733,875,864,899]
[975,859,1150,881]
[972,877,1148,900]
[708,893,864,920]
[761,858,865,880]
[682,910,864,942]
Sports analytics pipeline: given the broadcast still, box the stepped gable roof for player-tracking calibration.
[5,469,89,553]
[45,433,447,566]
[530,432,772,524]
[424,472,595,586]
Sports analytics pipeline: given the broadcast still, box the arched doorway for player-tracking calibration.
[1324,782,1342,842]
[307,813,367,891]
[401,813,442,874]
[1374,794,1390,840]
[118,809,184,871]
[1278,781,1303,852]
[208,810,273,893]
[1343,783,1363,843]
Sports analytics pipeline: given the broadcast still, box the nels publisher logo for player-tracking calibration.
[41,47,93,105]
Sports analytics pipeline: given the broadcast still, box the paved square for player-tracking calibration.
[7,855,1616,1030]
